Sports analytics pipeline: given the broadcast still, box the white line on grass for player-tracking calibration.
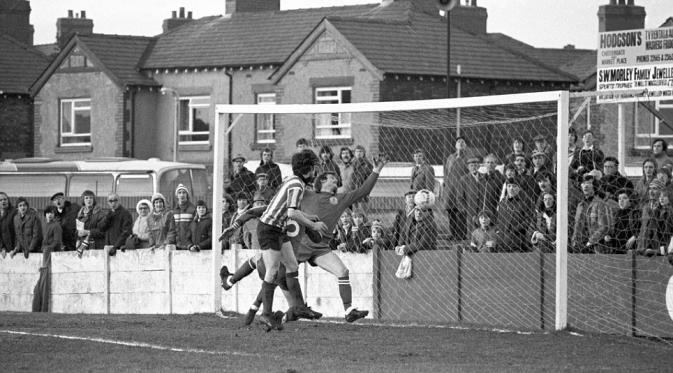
[0,329,273,358]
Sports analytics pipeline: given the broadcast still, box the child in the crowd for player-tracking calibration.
[470,211,497,253]
[349,209,371,253]
[189,200,212,252]
[605,189,640,254]
[363,219,393,250]
[41,206,62,264]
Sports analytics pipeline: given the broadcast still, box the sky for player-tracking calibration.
[28,0,672,49]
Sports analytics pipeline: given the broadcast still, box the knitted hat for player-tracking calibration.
[175,184,190,198]
[650,178,666,191]
[136,199,152,215]
[151,193,166,205]
[50,192,65,201]
[196,199,207,207]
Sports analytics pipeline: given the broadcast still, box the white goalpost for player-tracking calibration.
[211,89,673,341]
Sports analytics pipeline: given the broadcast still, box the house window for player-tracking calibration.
[315,87,351,139]
[178,96,210,144]
[636,100,673,147]
[256,93,276,143]
[60,98,91,146]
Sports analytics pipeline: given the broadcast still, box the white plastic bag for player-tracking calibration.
[395,255,413,279]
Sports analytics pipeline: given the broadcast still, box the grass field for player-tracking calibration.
[0,312,671,372]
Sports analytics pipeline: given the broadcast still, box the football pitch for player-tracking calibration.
[0,312,671,372]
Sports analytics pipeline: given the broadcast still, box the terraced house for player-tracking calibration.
[30,0,598,173]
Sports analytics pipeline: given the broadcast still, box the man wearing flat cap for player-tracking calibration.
[443,136,475,239]
[392,189,417,247]
[531,150,552,182]
[228,154,256,197]
[51,192,79,251]
[457,156,486,238]
[410,149,435,192]
[255,172,275,203]
[532,134,556,172]
[571,174,609,253]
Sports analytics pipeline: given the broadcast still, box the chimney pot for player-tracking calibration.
[188,11,192,19]
[172,10,176,18]
[627,0,634,5]
[472,0,478,6]
[179,7,185,18]
[618,0,625,5]
[81,10,86,18]
[68,10,73,18]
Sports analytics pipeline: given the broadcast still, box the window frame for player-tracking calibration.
[60,98,92,147]
[255,92,276,144]
[178,96,211,145]
[635,100,673,149]
[314,86,352,140]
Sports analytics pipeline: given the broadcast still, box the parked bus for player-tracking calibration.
[0,157,210,210]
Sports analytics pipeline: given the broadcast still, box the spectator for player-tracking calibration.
[173,184,196,251]
[11,197,42,259]
[482,154,505,220]
[651,138,673,170]
[338,147,354,193]
[189,200,212,252]
[531,150,551,181]
[499,164,519,202]
[410,148,435,192]
[394,197,438,255]
[296,138,310,152]
[332,210,355,252]
[570,129,605,180]
[0,192,16,258]
[599,157,634,203]
[228,154,256,197]
[102,193,133,256]
[637,180,671,256]
[229,192,251,249]
[605,189,640,254]
[241,192,267,251]
[351,145,373,206]
[634,158,657,208]
[533,134,556,170]
[535,172,555,213]
[254,173,275,203]
[458,156,485,237]
[75,190,107,256]
[656,167,672,190]
[496,178,532,252]
[131,199,152,249]
[443,136,473,240]
[392,190,416,247]
[316,146,342,188]
[148,193,176,249]
[514,153,538,203]
[350,209,371,253]
[363,220,393,250]
[470,210,497,253]
[572,174,610,253]
[220,194,235,251]
[654,189,673,256]
[504,137,527,166]
[529,192,556,253]
[568,127,579,166]
[255,148,282,190]
[50,192,79,251]
[41,205,62,260]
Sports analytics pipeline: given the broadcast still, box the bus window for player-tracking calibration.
[0,174,66,197]
[69,174,113,197]
[159,169,191,204]
[191,169,210,201]
[117,174,153,197]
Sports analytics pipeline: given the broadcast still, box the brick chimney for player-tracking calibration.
[450,0,488,35]
[0,0,34,45]
[598,0,645,32]
[225,0,280,16]
[162,7,194,33]
[57,10,93,48]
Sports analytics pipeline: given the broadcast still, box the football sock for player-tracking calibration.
[338,275,352,311]
[261,281,275,315]
[231,258,256,284]
[285,271,304,305]
[252,288,263,308]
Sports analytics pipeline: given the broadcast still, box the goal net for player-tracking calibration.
[213,90,673,342]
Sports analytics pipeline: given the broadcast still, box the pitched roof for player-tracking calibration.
[142,4,379,69]
[320,13,577,81]
[76,34,158,86]
[0,34,50,94]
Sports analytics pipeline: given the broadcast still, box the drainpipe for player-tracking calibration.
[224,70,233,178]
[160,87,180,162]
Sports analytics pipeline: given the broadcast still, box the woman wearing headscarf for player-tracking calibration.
[148,193,176,249]
[75,190,106,257]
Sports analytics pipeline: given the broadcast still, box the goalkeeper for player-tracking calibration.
[220,153,388,323]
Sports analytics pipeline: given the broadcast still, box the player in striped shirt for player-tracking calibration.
[256,149,327,330]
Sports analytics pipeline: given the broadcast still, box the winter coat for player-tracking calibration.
[0,206,16,251]
[42,220,63,254]
[457,172,485,225]
[190,212,212,251]
[148,210,176,247]
[529,209,557,253]
[392,208,414,247]
[229,168,256,197]
[256,161,283,190]
[13,208,42,256]
[610,207,640,254]
[400,213,438,255]
[443,151,473,211]
[496,195,533,252]
[572,196,610,252]
[173,201,196,250]
[54,200,79,251]
[102,205,133,250]
[410,163,435,192]
[76,205,107,251]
